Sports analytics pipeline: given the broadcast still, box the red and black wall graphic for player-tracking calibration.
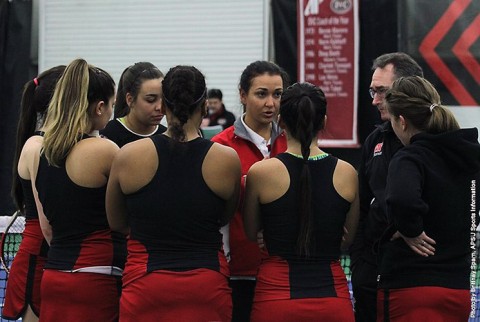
[399,0,479,106]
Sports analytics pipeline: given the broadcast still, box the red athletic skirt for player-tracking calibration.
[120,268,232,322]
[377,286,470,322]
[251,297,354,322]
[2,219,47,320]
[39,270,121,322]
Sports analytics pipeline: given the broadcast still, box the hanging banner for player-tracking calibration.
[298,0,359,147]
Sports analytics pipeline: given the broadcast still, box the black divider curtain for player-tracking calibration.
[271,0,398,167]
[0,0,33,216]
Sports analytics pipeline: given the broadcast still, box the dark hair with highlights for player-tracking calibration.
[43,58,115,166]
[386,76,459,134]
[280,82,327,256]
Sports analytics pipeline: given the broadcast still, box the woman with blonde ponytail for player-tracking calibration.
[377,76,480,321]
[33,58,125,322]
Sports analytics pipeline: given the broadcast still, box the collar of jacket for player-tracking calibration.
[233,114,283,144]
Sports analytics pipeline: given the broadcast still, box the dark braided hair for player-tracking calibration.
[162,65,206,142]
[280,82,327,256]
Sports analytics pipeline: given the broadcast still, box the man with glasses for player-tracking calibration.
[350,52,423,322]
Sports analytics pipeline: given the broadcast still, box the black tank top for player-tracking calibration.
[20,178,38,220]
[36,135,126,270]
[261,153,350,260]
[20,130,44,220]
[126,135,225,272]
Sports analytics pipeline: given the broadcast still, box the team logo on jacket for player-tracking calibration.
[373,142,383,156]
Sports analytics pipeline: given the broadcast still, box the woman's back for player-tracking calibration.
[125,135,226,271]
[36,135,125,270]
[262,153,350,260]
[106,65,240,321]
[243,82,358,322]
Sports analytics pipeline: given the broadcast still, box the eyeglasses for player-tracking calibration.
[369,87,388,99]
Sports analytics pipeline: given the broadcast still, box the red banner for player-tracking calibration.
[298,0,359,147]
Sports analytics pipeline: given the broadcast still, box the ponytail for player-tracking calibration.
[11,65,66,210]
[386,76,460,134]
[43,59,114,166]
[280,82,327,256]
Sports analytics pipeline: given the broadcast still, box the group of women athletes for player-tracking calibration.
[2,56,479,322]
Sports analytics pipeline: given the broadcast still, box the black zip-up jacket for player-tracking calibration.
[350,122,403,267]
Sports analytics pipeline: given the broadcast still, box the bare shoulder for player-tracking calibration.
[207,142,241,170]
[25,134,44,146]
[210,142,239,161]
[115,138,156,164]
[334,159,357,178]
[71,137,119,164]
[22,135,43,154]
[247,157,286,189]
[333,158,358,202]
[112,138,157,180]
[248,157,288,204]
[249,157,284,178]
[18,135,44,178]
[87,136,119,153]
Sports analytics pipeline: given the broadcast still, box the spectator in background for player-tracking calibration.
[212,60,289,322]
[350,52,423,322]
[2,65,65,322]
[243,82,359,322]
[34,58,125,322]
[201,88,236,130]
[101,62,166,147]
[106,65,240,321]
[377,76,480,321]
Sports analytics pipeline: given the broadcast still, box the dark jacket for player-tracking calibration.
[378,128,480,289]
[206,105,236,130]
[350,122,403,267]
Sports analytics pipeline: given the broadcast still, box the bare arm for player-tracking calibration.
[243,164,263,241]
[106,151,130,236]
[203,143,241,226]
[106,139,158,235]
[333,160,360,251]
[27,138,53,244]
[341,188,359,251]
[219,153,241,226]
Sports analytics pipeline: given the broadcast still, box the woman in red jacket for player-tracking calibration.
[212,60,289,321]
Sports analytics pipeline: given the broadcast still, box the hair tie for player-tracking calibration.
[191,89,207,106]
[164,89,206,108]
[429,103,438,112]
[33,78,39,86]
[163,94,173,107]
